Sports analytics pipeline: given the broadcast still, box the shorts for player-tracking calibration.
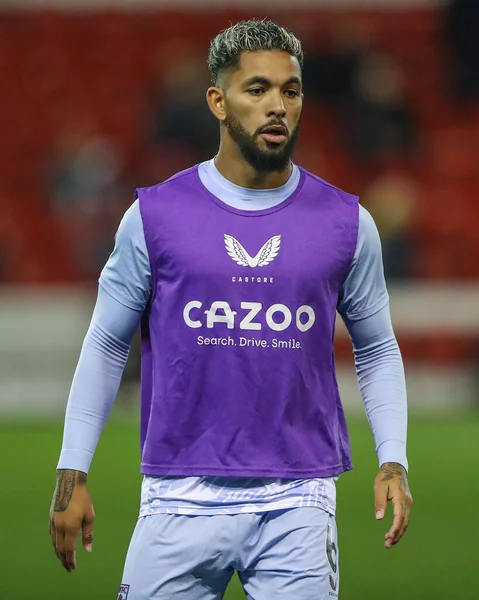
[118,507,339,600]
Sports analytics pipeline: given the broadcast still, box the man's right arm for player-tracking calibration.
[56,199,151,475]
[55,287,144,476]
[50,200,151,571]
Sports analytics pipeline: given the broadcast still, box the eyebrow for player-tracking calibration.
[243,76,302,88]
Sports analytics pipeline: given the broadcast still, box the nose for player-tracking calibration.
[266,91,286,119]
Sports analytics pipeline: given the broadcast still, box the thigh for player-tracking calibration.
[239,508,339,600]
[118,514,235,600]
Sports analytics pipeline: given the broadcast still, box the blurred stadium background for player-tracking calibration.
[1,0,478,598]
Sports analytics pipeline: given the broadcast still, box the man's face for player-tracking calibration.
[221,51,303,172]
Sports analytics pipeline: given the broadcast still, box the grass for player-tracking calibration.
[1,413,478,599]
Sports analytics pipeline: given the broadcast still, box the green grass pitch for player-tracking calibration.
[1,414,478,599]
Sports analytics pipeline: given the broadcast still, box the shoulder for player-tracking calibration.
[116,199,143,240]
[108,200,148,260]
[136,165,200,202]
[298,167,359,204]
[357,205,382,249]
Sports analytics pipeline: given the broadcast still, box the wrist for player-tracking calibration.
[380,461,407,473]
[56,469,87,484]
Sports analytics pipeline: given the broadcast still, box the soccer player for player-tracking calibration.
[49,19,412,600]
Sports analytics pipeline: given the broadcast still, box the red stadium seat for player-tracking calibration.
[1,6,479,281]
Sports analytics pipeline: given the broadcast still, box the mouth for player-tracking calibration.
[260,125,287,144]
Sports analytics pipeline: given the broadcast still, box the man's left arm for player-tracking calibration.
[338,206,413,549]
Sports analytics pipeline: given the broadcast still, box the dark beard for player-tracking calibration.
[224,112,299,173]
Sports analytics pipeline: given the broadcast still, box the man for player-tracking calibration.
[50,19,412,600]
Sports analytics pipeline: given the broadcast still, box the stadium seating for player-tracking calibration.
[1,7,479,284]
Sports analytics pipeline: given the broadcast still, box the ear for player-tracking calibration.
[206,87,227,122]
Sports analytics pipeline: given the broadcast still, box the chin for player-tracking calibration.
[264,150,289,162]
[259,144,286,156]
[268,146,287,155]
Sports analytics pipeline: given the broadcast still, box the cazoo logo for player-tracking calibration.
[183,301,316,332]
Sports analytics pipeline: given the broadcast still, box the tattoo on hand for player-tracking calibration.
[52,470,86,512]
[380,462,411,498]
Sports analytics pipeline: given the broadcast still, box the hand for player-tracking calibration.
[374,462,412,549]
[49,470,95,572]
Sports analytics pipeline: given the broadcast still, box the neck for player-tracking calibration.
[214,139,292,190]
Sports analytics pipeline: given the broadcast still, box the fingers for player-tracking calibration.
[54,527,67,571]
[385,499,404,549]
[55,529,72,573]
[50,517,78,572]
[50,518,62,564]
[397,496,412,542]
[385,494,412,549]
[374,480,388,521]
[63,528,78,572]
[399,516,410,541]
[82,510,95,553]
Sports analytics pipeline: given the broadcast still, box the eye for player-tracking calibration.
[285,89,300,98]
[248,88,264,96]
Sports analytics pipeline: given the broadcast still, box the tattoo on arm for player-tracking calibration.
[52,470,86,512]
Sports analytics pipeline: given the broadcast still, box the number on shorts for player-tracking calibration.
[326,522,337,574]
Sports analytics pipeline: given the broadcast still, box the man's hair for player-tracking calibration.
[207,19,304,85]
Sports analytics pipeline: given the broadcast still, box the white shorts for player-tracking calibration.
[118,507,339,600]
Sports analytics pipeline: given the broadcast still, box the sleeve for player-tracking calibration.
[57,200,152,474]
[99,199,152,311]
[56,287,143,474]
[343,305,408,471]
[337,206,389,322]
[338,206,408,471]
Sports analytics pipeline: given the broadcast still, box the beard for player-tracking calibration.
[224,111,299,173]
